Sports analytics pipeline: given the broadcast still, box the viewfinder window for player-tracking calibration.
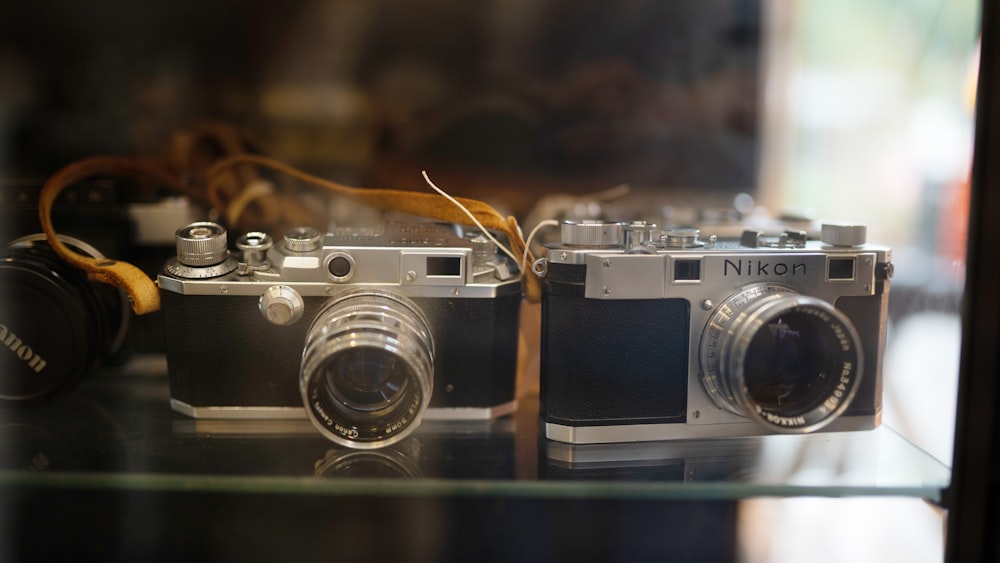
[427,256,462,277]
[674,259,702,282]
[828,257,856,280]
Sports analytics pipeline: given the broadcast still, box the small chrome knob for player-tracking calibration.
[661,228,702,249]
[821,223,867,247]
[175,222,229,267]
[236,231,273,266]
[624,221,658,251]
[561,220,624,247]
[259,285,305,326]
[470,234,496,265]
[284,227,322,253]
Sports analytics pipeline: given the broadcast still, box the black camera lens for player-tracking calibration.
[300,289,434,449]
[700,284,863,433]
[0,235,129,403]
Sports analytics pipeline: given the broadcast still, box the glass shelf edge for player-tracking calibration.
[0,471,946,503]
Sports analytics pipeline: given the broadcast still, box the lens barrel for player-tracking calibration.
[0,236,129,403]
[300,289,434,449]
[700,283,863,433]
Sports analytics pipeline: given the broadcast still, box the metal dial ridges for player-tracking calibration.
[561,221,624,247]
[176,223,229,266]
[165,257,238,279]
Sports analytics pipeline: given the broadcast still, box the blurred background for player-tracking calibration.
[752,2,975,561]
[765,0,980,467]
[0,0,761,190]
[0,0,980,560]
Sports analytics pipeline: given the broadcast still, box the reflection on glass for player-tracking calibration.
[314,440,422,480]
[541,427,949,491]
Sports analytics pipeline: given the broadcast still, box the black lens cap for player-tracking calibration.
[0,255,98,402]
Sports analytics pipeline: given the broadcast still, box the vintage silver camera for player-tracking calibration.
[158,221,521,449]
[534,220,892,444]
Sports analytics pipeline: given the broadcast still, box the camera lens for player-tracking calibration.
[323,347,410,413]
[300,289,433,449]
[0,235,129,403]
[743,309,845,412]
[700,283,863,433]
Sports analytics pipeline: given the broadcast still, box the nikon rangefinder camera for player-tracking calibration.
[534,220,891,444]
[158,221,521,449]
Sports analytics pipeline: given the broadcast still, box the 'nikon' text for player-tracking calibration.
[723,259,806,277]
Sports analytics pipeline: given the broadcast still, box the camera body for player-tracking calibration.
[158,221,521,449]
[536,221,891,444]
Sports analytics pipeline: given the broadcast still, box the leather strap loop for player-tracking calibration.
[38,156,180,315]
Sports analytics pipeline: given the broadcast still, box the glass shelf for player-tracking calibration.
[0,356,950,503]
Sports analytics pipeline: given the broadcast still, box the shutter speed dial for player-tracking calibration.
[165,222,238,279]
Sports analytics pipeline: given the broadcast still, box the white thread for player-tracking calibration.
[420,171,520,265]
[522,220,559,274]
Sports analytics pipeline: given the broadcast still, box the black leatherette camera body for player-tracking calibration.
[161,291,520,412]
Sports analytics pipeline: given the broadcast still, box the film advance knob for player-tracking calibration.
[561,221,625,247]
[175,222,229,267]
[821,223,867,247]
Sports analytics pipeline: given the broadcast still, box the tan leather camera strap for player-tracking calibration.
[40,155,538,316]
[38,156,182,315]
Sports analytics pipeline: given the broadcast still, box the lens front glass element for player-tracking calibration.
[743,310,843,416]
[323,347,411,413]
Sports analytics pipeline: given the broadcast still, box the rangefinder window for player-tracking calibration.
[427,256,462,277]
[325,252,355,283]
[673,259,702,282]
[827,257,856,281]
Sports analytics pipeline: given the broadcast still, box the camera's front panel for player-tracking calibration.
[540,263,690,436]
[159,281,522,420]
[832,289,889,419]
[539,237,890,443]
[417,293,520,413]
[681,250,886,430]
[161,291,313,413]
